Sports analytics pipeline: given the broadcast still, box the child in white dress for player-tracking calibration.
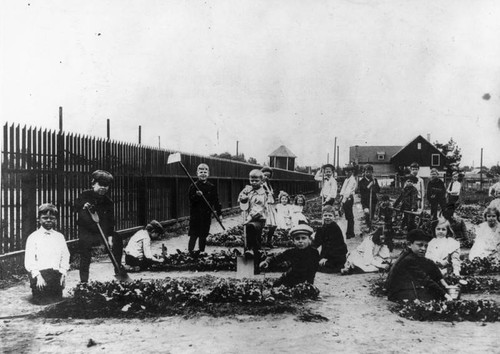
[275,191,293,229]
[425,218,461,276]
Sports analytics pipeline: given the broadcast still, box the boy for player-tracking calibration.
[260,224,320,286]
[312,205,348,273]
[24,204,70,304]
[125,220,165,271]
[386,229,452,302]
[426,168,447,220]
[238,169,269,270]
[409,162,425,209]
[314,163,338,206]
[339,165,357,238]
[75,170,122,283]
[188,163,222,252]
[446,171,461,212]
[358,164,380,227]
[394,175,419,232]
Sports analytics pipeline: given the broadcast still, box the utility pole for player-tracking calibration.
[138,126,142,145]
[106,119,110,140]
[337,146,340,169]
[236,141,239,157]
[327,153,330,164]
[333,137,337,169]
[59,106,63,132]
[480,148,484,190]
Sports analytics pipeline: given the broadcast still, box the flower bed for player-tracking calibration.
[39,276,320,319]
[456,204,484,225]
[144,250,289,273]
[393,299,500,322]
[206,227,294,248]
[459,257,500,276]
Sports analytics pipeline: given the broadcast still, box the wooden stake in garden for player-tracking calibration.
[167,152,225,230]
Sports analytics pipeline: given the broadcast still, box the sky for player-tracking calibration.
[1,0,499,169]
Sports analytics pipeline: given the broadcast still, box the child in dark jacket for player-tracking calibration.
[386,229,453,302]
[75,170,122,283]
[312,205,348,273]
[427,168,447,220]
[260,224,319,287]
[394,175,419,232]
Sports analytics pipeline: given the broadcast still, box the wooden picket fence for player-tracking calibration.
[1,122,316,260]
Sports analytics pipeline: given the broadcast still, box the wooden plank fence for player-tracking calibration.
[1,123,316,259]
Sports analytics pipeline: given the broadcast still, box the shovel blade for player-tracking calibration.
[114,268,132,282]
[236,255,256,279]
[167,152,182,164]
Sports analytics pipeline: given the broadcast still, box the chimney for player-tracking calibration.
[427,133,431,141]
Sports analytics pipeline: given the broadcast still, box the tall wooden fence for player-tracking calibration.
[1,123,316,258]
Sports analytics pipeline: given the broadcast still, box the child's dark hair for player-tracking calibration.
[145,220,165,235]
[38,203,58,217]
[91,170,114,186]
[405,175,418,184]
[294,194,306,206]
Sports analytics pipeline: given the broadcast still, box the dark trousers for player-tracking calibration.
[245,221,264,274]
[29,269,63,304]
[343,197,355,237]
[188,234,208,252]
[125,255,157,270]
[318,257,347,273]
[429,199,447,220]
[447,195,459,213]
[79,233,123,282]
[401,213,416,232]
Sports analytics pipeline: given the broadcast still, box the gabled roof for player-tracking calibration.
[349,145,402,163]
[269,145,297,158]
[391,135,446,160]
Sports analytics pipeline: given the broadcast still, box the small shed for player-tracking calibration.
[391,135,447,176]
[269,145,296,171]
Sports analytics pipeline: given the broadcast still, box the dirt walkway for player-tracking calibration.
[1,200,498,354]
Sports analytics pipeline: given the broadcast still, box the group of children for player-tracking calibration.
[23,163,500,306]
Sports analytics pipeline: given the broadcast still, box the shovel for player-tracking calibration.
[86,208,131,282]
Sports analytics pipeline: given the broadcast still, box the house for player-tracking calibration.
[349,135,447,177]
[349,145,402,176]
[269,145,296,171]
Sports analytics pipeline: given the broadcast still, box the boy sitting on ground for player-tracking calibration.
[260,224,320,287]
[385,229,452,302]
[24,204,70,305]
[312,205,348,273]
[124,220,165,271]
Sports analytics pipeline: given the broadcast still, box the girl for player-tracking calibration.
[291,194,308,227]
[124,220,165,271]
[275,191,293,229]
[469,206,500,260]
[425,218,461,276]
[341,226,392,274]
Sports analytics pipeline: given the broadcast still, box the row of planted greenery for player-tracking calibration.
[369,266,500,322]
[144,249,289,272]
[40,276,320,318]
[206,226,295,248]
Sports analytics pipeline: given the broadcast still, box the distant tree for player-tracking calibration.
[490,164,500,176]
[295,165,310,174]
[210,152,247,163]
[433,138,462,175]
[247,157,258,165]
[461,165,473,172]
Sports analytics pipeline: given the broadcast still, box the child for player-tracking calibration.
[358,164,380,226]
[312,205,348,273]
[394,175,419,232]
[261,167,278,245]
[238,169,269,267]
[468,206,500,260]
[24,204,70,304]
[188,163,222,252]
[275,191,293,229]
[425,218,461,276]
[314,163,338,206]
[75,170,121,283]
[488,174,500,210]
[339,165,357,239]
[291,194,308,227]
[125,220,165,270]
[446,171,462,212]
[260,224,320,287]
[426,168,447,220]
[377,195,394,233]
[385,229,453,302]
[341,226,392,274]
[409,162,425,209]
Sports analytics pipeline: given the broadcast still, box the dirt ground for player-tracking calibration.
[1,200,499,354]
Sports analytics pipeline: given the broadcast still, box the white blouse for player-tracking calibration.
[426,237,461,275]
[469,222,500,260]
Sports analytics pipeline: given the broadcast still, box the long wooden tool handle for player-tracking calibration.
[87,209,121,272]
[179,162,226,231]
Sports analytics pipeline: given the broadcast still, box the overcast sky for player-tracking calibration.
[1,0,499,168]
